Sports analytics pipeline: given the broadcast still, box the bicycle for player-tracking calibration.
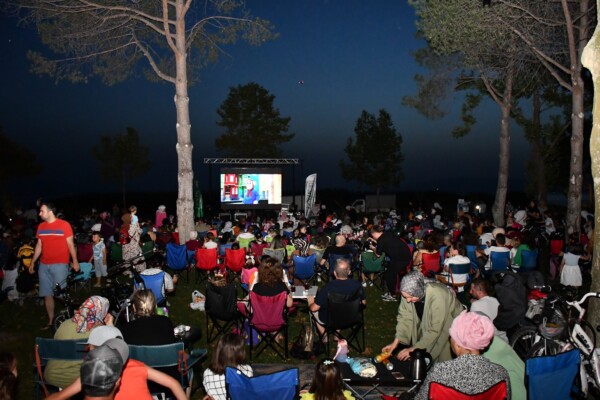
[52,272,85,331]
[510,290,600,398]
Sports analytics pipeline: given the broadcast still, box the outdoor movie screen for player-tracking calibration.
[220,168,282,209]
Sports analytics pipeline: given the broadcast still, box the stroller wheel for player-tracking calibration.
[53,312,68,332]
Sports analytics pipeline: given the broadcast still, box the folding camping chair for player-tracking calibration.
[205,281,241,344]
[360,251,386,290]
[526,348,580,400]
[166,242,190,282]
[421,252,441,277]
[315,289,365,354]
[429,380,508,399]
[72,262,94,292]
[291,254,317,287]
[263,248,286,264]
[34,337,87,399]
[223,248,246,282]
[250,242,269,259]
[195,248,219,283]
[486,251,510,277]
[519,249,539,272]
[135,270,167,306]
[128,342,207,397]
[247,291,289,361]
[225,367,299,400]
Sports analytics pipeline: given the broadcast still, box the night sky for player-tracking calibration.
[0,0,530,205]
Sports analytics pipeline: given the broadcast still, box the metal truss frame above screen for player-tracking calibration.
[203,158,299,165]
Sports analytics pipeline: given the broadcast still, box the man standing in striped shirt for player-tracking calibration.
[30,201,79,330]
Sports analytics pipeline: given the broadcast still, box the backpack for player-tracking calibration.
[290,324,323,359]
[17,245,34,268]
[118,226,131,245]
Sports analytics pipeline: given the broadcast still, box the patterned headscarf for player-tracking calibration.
[400,271,428,300]
[449,311,495,351]
[72,296,110,333]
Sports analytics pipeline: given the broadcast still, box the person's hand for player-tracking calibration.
[28,265,35,274]
[203,396,214,400]
[104,313,114,326]
[396,347,415,361]
[71,260,80,273]
[382,343,396,355]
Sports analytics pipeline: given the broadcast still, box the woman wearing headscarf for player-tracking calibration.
[414,311,511,400]
[44,296,112,388]
[382,271,463,362]
[122,212,146,271]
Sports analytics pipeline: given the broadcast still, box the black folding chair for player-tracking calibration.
[205,281,241,344]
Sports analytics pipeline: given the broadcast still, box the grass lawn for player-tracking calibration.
[0,270,400,399]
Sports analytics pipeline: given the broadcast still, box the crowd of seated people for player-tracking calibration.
[0,197,595,399]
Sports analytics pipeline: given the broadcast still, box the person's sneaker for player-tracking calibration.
[381,293,396,302]
[362,282,367,287]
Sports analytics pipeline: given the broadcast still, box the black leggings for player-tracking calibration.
[385,259,404,295]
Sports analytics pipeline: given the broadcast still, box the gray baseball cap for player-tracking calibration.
[87,326,123,346]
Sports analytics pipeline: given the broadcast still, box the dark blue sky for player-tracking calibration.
[0,0,529,203]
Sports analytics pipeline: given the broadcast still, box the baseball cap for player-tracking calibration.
[80,342,125,397]
[87,326,123,346]
[103,338,129,364]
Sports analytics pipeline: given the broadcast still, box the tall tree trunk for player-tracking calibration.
[530,92,548,206]
[173,0,194,245]
[565,0,590,235]
[580,0,600,338]
[491,71,514,227]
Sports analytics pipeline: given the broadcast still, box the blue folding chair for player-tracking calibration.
[292,253,317,286]
[520,249,539,272]
[219,242,234,258]
[526,348,580,400]
[487,251,510,277]
[166,242,190,282]
[225,366,299,400]
[135,270,166,305]
[72,262,94,292]
[465,244,487,271]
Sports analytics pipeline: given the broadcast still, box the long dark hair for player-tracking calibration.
[308,359,346,400]
[209,333,246,375]
[0,353,17,400]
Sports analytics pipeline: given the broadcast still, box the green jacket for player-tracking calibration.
[484,336,527,400]
[395,282,464,362]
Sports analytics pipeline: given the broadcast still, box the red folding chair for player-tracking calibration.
[421,252,441,277]
[247,291,288,361]
[223,248,247,281]
[429,380,507,399]
[250,242,269,258]
[195,248,219,283]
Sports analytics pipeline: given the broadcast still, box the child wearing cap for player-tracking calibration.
[47,327,187,400]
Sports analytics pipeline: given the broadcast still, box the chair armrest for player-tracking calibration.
[185,349,207,369]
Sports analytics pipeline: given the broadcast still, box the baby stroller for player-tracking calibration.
[1,250,35,305]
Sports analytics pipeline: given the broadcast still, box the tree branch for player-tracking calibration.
[162,0,178,54]
[132,33,176,83]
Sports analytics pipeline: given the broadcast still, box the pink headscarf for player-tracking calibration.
[449,311,495,351]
